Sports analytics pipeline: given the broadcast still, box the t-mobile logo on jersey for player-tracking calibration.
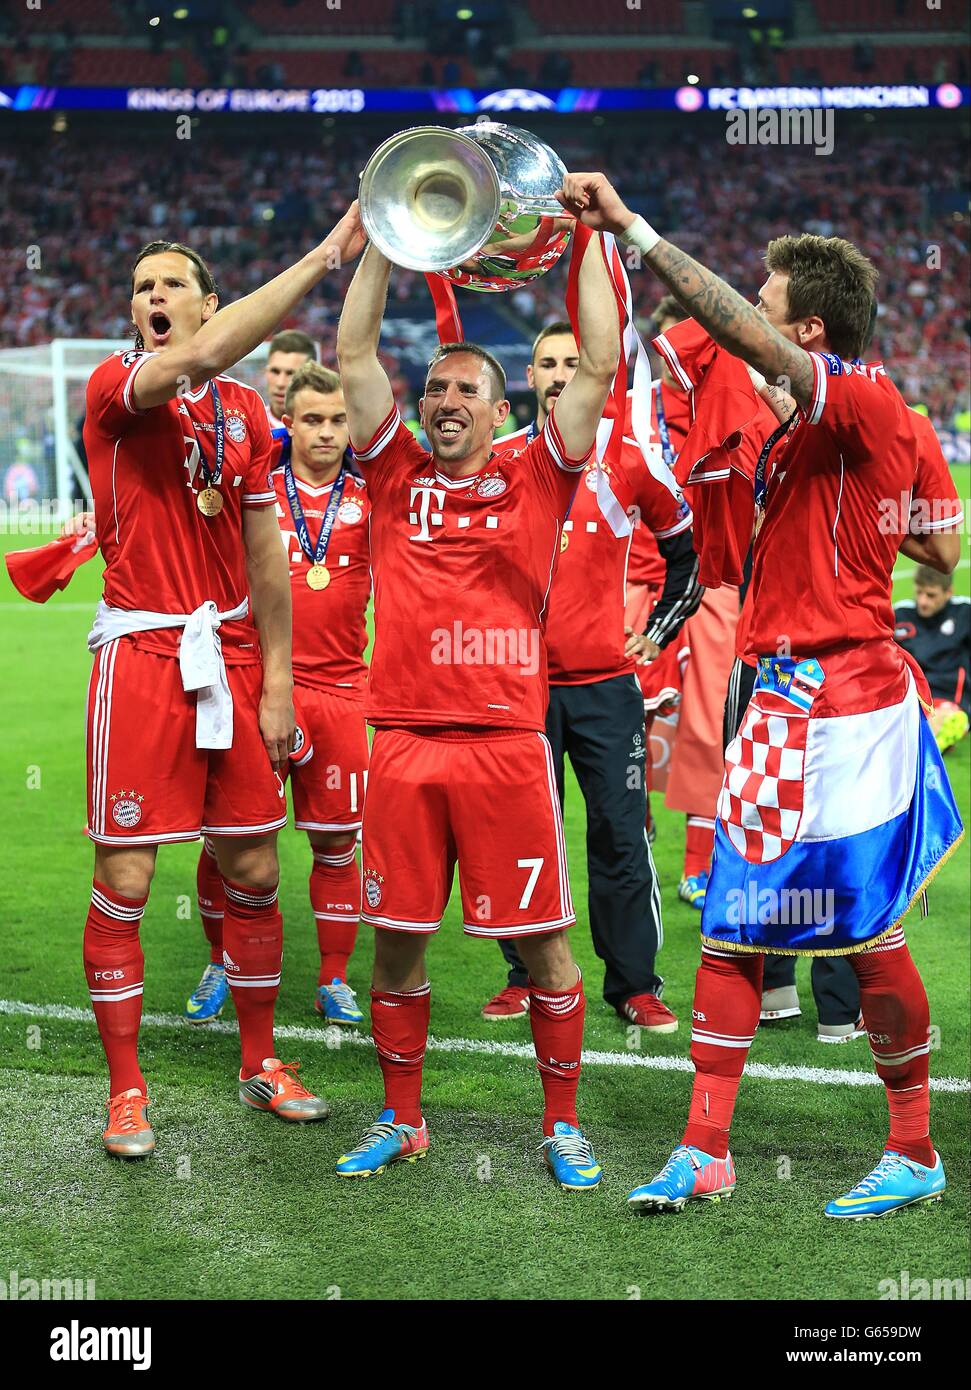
[408,481,446,542]
[430,622,540,676]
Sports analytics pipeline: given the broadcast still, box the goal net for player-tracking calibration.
[0,339,273,527]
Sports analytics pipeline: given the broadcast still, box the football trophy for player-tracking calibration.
[358,121,572,292]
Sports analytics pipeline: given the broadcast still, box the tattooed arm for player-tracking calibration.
[746,364,798,425]
[556,172,816,408]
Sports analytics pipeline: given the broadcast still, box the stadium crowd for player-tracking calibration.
[1,126,967,433]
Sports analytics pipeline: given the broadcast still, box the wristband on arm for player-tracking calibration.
[618,215,661,256]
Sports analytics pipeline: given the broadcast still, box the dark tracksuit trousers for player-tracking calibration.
[497,671,664,1011]
[723,656,860,1025]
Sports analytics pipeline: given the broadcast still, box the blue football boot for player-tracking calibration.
[184,962,228,1025]
[541,1122,603,1190]
[628,1144,736,1211]
[335,1109,429,1179]
[315,977,364,1026]
[825,1150,945,1220]
[677,872,708,910]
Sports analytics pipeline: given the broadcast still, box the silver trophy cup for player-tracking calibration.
[358,121,572,292]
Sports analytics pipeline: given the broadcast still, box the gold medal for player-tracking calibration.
[306,563,331,591]
[560,531,570,552]
[197,487,224,517]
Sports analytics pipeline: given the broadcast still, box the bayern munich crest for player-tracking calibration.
[364,869,384,909]
[226,413,247,444]
[476,474,507,498]
[110,789,144,829]
[337,500,363,524]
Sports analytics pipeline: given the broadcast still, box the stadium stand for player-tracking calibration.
[525,0,685,34]
[1,124,966,436]
[236,0,399,36]
[811,0,953,33]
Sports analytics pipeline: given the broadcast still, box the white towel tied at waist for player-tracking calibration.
[87,596,249,750]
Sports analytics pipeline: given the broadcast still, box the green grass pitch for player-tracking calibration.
[0,504,967,1302]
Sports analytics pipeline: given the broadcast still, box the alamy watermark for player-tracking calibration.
[878,1270,970,1301]
[0,1269,95,1300]
[430,622,540,677]
[725,106,835,156]
[726,884,836,935]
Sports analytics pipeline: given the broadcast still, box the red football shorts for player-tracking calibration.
[360,728,575,938]
[86,637,287,845]
[289,685,370,832]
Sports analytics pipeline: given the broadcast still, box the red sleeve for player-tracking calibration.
[350,405,427,491]
[801,353,901,458]
[242,401,278,508]
[653,321,761,488]
[542,403,594,474]
[652,318,717,390]
[85,350,158,436]
[911,412,964,533]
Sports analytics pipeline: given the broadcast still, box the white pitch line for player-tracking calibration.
[894,556,970,577]
[0,602,95,612]
[1,998,968,1093]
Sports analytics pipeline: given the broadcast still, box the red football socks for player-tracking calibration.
[849,934,935,1166]
[222,878,283,1079]
[196,837,225,964]
[370,982,430,1128]
[682,948,763,1158]
[83,879,147,1096]
[528,970,585,1135]
[310,843,360,984]
[684,815,716,879]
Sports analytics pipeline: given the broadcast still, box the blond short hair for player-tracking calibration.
[284,361,342,415]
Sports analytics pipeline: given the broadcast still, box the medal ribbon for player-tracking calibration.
[424,273,465,344]
[284,461,347,569]
[653,380,675,468]
[754,410,798,511]
[189,381,225,490]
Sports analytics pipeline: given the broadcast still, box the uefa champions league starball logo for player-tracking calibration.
[477,89,556,112]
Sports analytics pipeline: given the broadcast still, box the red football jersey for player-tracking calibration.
[351,404,589,729]
[272,467,371,696]
[745,352,921,659]
[84,351,276,664]
[624,380,691,588]
[495,426,692,685]
[736,404,965,664]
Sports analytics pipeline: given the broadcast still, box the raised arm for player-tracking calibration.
[335,243,396,451]
[557,173,816,410]
[133,204,366,410]
[549,223,621,460]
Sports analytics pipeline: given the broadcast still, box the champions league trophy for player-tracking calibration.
[358,121,572,292]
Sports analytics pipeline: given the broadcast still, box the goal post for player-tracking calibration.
[0,339,273,527]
